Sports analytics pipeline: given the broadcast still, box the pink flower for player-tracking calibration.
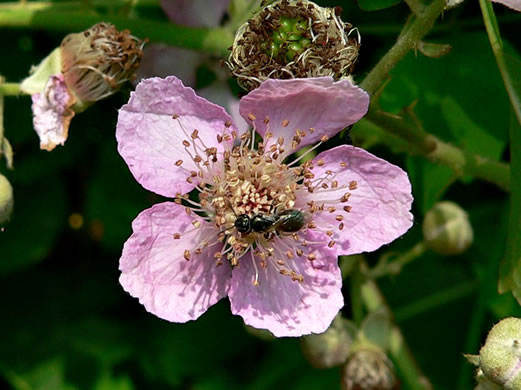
[492,0,521,11]
[116,76,413,337]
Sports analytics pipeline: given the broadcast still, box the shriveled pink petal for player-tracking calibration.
[120,202,231,322]
[116,76,236,197]
[31,74,75,151]
[300,145,413,255]
[228,233,343,337]
[239,77,369,155]
[492,0,521,11]
[161,0,230,27]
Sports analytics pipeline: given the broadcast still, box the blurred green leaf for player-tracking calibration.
[0,177,67,274]
[85,139,151,252]
[357,0,402,11]
[406,156,455,214]
[4,358,78,390]
[441,97,504,161]
[381,33,510,147]
[93,370,134,390]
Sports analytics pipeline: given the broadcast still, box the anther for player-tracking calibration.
[307,253,316,261]
[183,250,191,261]
[173,233,181,239]
[344,206,352,212]
[335,215,344,221]
[263,117,270,124]
[247,113,256,121]
[225,121,232,128]
[191,129,199,139]
[182,140,190,147]
[175,160,183,166]
[349,181,358,190]
[317,159,325,166]
[282,119,289,127]
[340,192,351,202]
[172,114,179,119]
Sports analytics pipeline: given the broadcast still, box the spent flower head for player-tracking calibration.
[227,0,360,91]
[21,23,144,151]
[116,76,413,337]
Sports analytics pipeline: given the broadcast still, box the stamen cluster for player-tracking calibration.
[227,0,360,91]
[171,114,354,286]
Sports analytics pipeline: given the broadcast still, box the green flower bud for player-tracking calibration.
[341,348,398,390]
[227,0,360,91]
[0,174,13,224]
[479,317,521,390]
[301,316,355,368]
[422,201,473,255]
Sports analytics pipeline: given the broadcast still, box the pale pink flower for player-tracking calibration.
[492,0,521,11]
[116,76,413,337]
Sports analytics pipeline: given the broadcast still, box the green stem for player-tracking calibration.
[480,0,521,302]
[0,83,22,96]
[359,260,432,390]
[360,0,446,96]
[365,109,511,192]
[0,2,232,55]
[370,241,428,279]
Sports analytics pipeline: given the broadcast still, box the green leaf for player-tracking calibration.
[0,177,67,274]
[4,358,79,390]
[441,96,504,161]
[357,0,402,11]
[406,155,455,214]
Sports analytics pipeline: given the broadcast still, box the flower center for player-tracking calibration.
[171,115,355,286]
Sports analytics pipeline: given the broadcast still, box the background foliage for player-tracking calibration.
[0,0,520,389]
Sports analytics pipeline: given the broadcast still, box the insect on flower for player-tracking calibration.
[116,76,413,337]
[234,209,310,236]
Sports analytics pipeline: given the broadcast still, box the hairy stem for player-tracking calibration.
[360,0,446,95]
[0,2,232,55]
[0,83,22,96]
[359,260,432,390]
[365,109,511,192]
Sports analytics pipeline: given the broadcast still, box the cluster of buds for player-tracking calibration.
[21,23,145,151]
[227,0,360,91]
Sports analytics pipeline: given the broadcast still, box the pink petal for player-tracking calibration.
[31,74,75,151]
[161,0,230,27]
[116,76,236,197]
[239,77,369,155]
[300,145,413,255]
[120,202,231,322]
[228,234,343,337]
[492,0,521,11]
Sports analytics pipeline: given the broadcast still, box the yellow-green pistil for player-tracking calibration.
[264,16,311,61]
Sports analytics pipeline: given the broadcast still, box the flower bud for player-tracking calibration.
[61,23,144,110]
[341,348,398,390]
[0,174,13,224]
[479,317,521,390]
[21,23,145,150]
[227,0,360,91]
[422,201,473,255]
[301,315,355,368]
